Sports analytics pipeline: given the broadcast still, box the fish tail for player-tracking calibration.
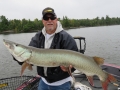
[101,73,117,90]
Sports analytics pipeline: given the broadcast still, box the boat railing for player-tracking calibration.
[73,36,86,54]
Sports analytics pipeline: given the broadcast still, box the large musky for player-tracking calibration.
[0,0,120,20]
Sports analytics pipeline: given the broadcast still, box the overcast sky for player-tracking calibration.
[0,0,120,20]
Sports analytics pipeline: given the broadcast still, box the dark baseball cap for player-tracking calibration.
[42,7,56,17]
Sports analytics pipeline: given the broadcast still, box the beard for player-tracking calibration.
[45,26,55,33]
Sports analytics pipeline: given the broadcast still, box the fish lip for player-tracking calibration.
[3,39,5,42]
[3,39,7,46]
[3,39,14,49]
[3,39,9,45]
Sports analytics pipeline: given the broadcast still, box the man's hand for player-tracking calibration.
[60,65,73,76]
[60,65,72,72]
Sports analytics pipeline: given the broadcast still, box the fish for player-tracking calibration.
[3,39,117,90]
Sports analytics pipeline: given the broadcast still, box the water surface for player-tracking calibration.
[0,25,120,78]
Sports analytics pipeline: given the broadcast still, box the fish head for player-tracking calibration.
[3,39,32,62]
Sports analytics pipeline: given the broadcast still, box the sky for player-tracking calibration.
[0,0,120,20]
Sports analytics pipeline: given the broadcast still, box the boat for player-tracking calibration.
[73,36,120,90]
[0,36,120,90]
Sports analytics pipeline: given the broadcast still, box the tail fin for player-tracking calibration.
[101,73,117,90]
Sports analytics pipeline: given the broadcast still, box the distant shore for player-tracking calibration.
[0,26,86,34]
[0,25,118,34]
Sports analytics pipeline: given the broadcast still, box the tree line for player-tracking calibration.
[0,15,120,33]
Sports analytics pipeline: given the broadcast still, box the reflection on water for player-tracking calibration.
[0,25,120,78]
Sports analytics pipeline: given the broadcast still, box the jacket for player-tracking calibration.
[28,29,78,83]
[14,21,78,83]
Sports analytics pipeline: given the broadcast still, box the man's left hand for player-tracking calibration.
[60,65,72,72]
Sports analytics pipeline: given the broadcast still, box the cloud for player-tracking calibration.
[0,0,120,20]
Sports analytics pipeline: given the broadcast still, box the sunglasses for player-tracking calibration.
[43,16,56,21]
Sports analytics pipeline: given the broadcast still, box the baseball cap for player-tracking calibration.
[42,7,56,17]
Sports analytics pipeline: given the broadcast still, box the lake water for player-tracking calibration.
[0,25,120,78]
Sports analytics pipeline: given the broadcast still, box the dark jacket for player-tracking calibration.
[14,30,78,83]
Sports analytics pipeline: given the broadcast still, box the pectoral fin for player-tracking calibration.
[87,76,94,86]
[21,62,32,76]
[28,64,33,71]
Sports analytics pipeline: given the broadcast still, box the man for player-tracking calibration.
[12,7,78,90]
[28,7,78,90]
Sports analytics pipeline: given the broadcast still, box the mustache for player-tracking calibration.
[47,23,53,25]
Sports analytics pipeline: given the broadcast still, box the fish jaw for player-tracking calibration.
[3,39,32,62]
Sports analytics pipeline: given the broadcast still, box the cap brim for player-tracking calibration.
[43,13,56,17]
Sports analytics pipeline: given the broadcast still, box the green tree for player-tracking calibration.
[0,15,8,32]
[0,15,120,33]
[62,16,70,28]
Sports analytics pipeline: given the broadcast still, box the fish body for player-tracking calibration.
[3,39,117,90]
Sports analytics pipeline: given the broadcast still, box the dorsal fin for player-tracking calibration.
[93,56,104,65]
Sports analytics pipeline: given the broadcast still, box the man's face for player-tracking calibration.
[42,14,58,34]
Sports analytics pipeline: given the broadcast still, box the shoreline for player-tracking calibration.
[0,25,119,34]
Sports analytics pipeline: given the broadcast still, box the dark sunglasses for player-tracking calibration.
[43,16,56,21]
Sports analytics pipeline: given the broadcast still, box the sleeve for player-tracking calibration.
[61,34,78,52]
[29,33,39,47]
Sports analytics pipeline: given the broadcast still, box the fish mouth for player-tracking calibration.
[3,39,10,48]
[3,39,32,62]
[3,39,7,46]
[3,39,5,43]
[3,39,15,50]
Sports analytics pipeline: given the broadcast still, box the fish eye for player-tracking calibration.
[16,44,18,46]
